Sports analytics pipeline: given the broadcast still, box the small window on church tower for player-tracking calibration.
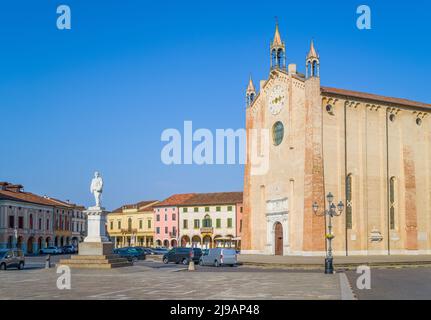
[389,114,396,122]
[416,118,422,126]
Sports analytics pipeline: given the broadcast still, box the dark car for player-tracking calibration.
[62,245,77,254]
[39,246,63,255]
[136,247,155,255]
[152,247,169,255]
[0,249,25,270]
[162,247,202,265]
[113,247,146,262]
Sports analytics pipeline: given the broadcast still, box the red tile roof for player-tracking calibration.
[321,87,431,110]
[43,197,75,208]
[180,192,243,206]
[111,200,159,214]
[152,193,196,208]
[0,189,57,207]
[0,182,81,209]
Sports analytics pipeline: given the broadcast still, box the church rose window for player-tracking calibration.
[272,121,284,146]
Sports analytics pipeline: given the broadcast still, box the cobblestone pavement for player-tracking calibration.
[0,262,343,300]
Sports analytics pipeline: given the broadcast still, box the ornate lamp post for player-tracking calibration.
[312,192,344,274]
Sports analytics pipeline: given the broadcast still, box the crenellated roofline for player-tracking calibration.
[321,87,431,111]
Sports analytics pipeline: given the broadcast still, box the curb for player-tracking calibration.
[339,272,357,300]
[239,261,431,270]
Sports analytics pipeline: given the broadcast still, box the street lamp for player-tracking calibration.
[312,192,344,274]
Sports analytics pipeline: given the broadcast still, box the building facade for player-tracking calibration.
[243,23,431,256]
[153,193,195,248]
[108,200,158,248]
[71,205,86,246]
[0,182,54,254]
[178,192,243,249]
[46,198,74,247]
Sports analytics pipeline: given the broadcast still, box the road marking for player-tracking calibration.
[88,287,142,298]
[339,272,357,300]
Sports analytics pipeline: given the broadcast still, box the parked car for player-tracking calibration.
[0,249,25,270]
[113,247,146,262]
[162,247,202,265]
[128,247,147,260]
[40,246,63,255]
[136,247,155,255]
[62,245,77,254]
[152,247,169,255]
[199,248,237,267]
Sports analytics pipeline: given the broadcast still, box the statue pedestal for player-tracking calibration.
[84,207,110,243]
[60,207,131,269]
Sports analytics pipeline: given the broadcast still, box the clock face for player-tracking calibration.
[268,84,286,115]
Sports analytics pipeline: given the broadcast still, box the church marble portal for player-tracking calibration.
[242,23,431,256]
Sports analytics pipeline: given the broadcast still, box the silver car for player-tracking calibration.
[199,248,237,267]
[0,249,25,270]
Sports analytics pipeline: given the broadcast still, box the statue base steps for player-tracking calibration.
[59,242,132,269]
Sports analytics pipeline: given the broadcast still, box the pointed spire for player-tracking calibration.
[246,75,256,93]
[272,20,283,47]
[307,40,319,59]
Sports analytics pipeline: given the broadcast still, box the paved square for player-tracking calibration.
[0,263,343,300]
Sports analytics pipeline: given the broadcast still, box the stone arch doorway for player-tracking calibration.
[171,239,177,247]
[202,235,212,249]
[27,237,35,254]
[163,239,169,248]
[274,222,283,256]
[181,236,190,247]
[7,236,13,249]
[37,237,43,252]
[191,235,201,248]
[17,236,24,251]
[46,237,51,247]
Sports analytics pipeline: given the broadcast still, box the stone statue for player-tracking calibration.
[90,171,103,208]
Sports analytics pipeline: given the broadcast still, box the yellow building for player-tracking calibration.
[108,200,158,248]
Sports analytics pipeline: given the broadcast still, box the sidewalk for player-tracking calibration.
[238,254,431,269]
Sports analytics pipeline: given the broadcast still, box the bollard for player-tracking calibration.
[188,260,195,271]
[45,254,51,269]
[188,249,195,271]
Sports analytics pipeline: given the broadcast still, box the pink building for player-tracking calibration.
[153,193,195,248]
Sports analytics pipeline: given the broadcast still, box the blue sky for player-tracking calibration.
[1,0,430,209]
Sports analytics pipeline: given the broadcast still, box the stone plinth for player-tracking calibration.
[59,207,131,269]
[84,207,110,243]
[79,242,114,256]
[60,241,131,269]
[59,254,132,269]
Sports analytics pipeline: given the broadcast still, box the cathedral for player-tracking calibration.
[242,23,431,256]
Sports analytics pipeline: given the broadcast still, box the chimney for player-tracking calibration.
[5,184,24,193]
[0,182,10,191]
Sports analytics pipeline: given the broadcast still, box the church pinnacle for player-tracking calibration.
[246,75,256,107]
[306,40,320,78]
[270,20,286,70]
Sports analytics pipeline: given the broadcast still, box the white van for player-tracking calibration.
[199,248,237,267]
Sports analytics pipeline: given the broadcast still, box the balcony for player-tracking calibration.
[120,228,138,234]
[200,227,213,234]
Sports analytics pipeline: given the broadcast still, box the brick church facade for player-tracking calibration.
[242,23,431,256]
